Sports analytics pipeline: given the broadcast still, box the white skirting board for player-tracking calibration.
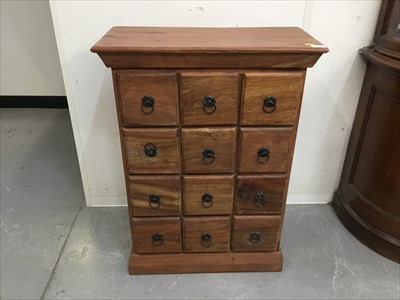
[88,194,333,207]
[286,194,333,204]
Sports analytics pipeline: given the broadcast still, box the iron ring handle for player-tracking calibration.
[141,95,155,115]
[152,233,164,246]
[202,148,215,164]
[201,193,214,208]
[257,147,270,164]
[201,233,212,247]
[149,194,161,209]
[144,143,157,157]
[249,232,261,244]
[253,192,266,208]
[263,96,277,113]
[202,95,217,114]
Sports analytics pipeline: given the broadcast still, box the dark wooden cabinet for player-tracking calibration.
[91,27,327,274]
[333,0,400,263]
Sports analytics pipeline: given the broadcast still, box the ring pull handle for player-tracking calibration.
[202,148,215,164]
[201,233,212,247]
[253,192,265,208]
[141,95,155,114]
[263,96,277,113]
[152,233,164,246]
[257,147,270,164]
[144,143,157,157]
[149,194,161,209]
[201,193,214,208]
[202,95,217,114]
[249,232,261,244]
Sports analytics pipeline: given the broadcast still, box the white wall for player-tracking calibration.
[49,0,381,206]
[0,0,65,96]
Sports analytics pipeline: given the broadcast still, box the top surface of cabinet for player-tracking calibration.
[90,27,328,68]
[91,26,328,53]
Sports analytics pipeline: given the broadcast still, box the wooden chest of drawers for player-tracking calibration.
[91,27,327,274]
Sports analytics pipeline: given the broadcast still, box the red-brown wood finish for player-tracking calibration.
[180,72,240,125]
[132,217,182,254]
[116,72,178,126]
[181,127,236,174]
[241,72,305,125]
[129,175,181,217]
[183,217,230,252]
[333,1,400,263]
[238,128,293,173]
[333,60,400,262]
[183,175,234,216]
[235,175,287,215]
[91,27,327,53]
[90,27,328,69]
[92,27,327,274]
[123,128,180,174]
[129,251,283,274]
[232,216,281,252]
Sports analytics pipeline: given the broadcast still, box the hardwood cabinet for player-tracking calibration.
[333,0,400,263]
[91,27,327,274]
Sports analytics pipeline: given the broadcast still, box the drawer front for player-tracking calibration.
[232,216,280,252]
[235,175,286,215]
[180,73,240,125]
[181,128,236,174]
[183,217,230,252]
[183,175,234,216]
[238,128,293,173]
[117,73,178,126]
[129,175,180,217]
[123,128,180,174]
[240,72,304,125]
[133,217,181,254]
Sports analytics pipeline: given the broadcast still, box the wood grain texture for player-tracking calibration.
[129,175,181,217]
[180,72,240,125]
[238,128,293,173]
[232,216,281,252]
[240,72,305,125]
[129,251,283,274]
[116,72,178,126]
[91,27,328,69]
[181,127,236,174]
[183,217,230,253]
[333,191,400,263]
[235,175,287,215]
[359,47,400,71]
[97,52,323,69]
[334,49,400,262]
[111,70,135,243]
[123,128,180,174]
[183,175,234,216]
[351,89,400,238]
[91,27,328,54]
[132,217,181,254]
[339,62,400,237]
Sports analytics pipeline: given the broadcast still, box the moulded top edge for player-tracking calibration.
[90,26,329,55]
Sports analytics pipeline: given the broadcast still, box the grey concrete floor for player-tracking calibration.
[1,108,399,300]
